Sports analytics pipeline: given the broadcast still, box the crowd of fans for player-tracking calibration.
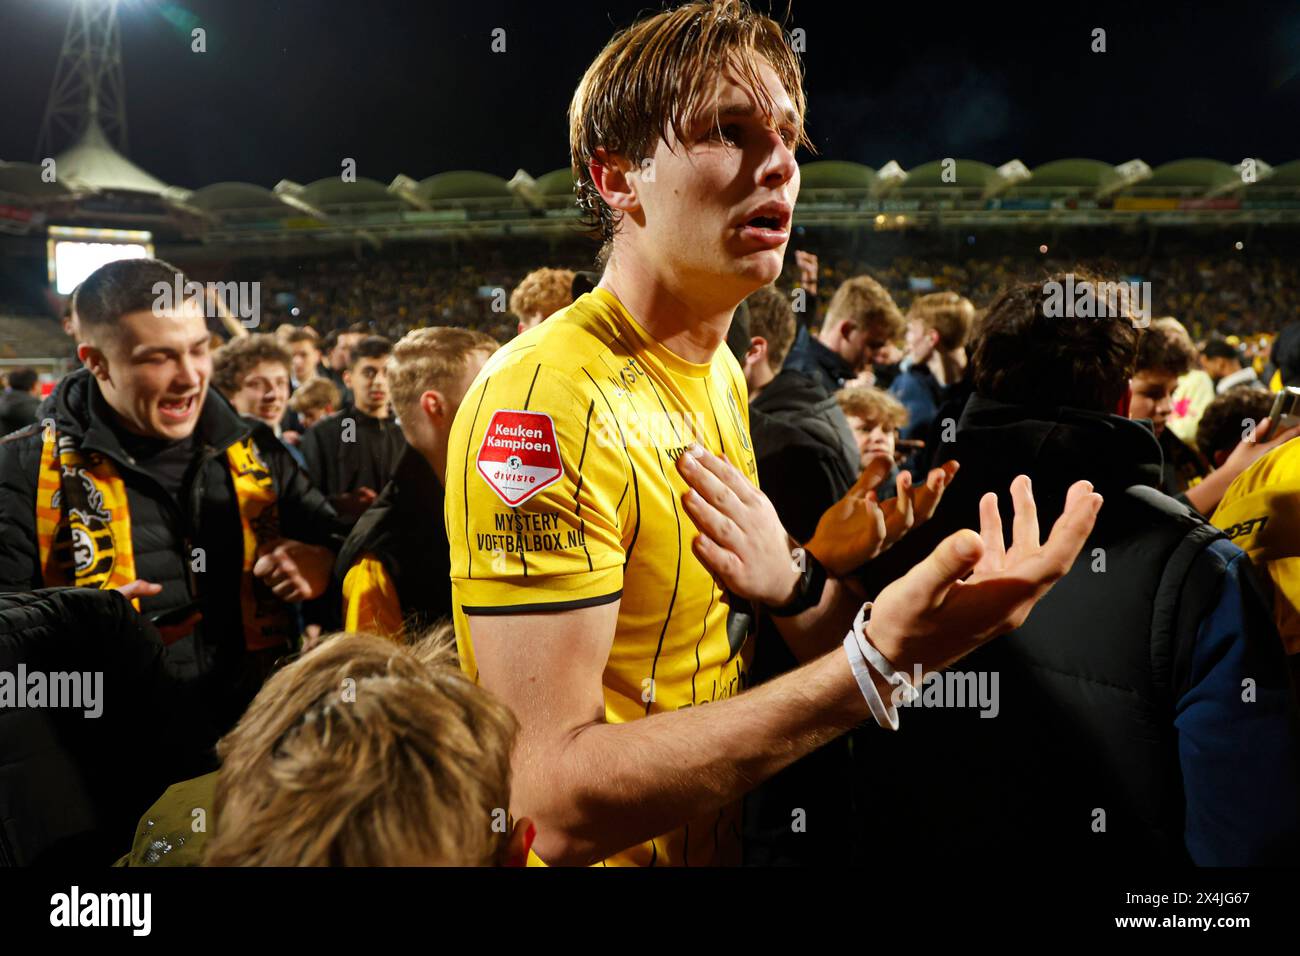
[1,0,1298,878]
[2,245,1297,868]
[152,242,1300,352]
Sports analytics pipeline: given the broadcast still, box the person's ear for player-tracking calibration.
[590,148,640,216]
[1115,385,1132,418]
[419,389,447,424]
[79,343,111,382]
[502,816,536,868]
[744,336,767,371]
[838,320,859,343]
[343,368,353,390]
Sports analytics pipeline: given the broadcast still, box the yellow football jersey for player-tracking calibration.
[446,287,759,866]
[1212,440,1300,655]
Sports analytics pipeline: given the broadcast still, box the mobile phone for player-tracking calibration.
[1268,386,1300,432]
[148,600,200,628]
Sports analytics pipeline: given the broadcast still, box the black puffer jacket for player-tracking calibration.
[0,588,217,866]
[751,368,859,486]
[0,369,348,729]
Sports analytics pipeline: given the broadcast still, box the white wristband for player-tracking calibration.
[843,631,900,731]
[852,603,918,705]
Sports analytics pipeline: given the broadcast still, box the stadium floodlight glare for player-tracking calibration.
[1097,159,1152,200]
[1211,158,1274,198]
[507,169,543,209]
[388,174,432,211]
[46,225,152,294]
[984,159,1032,199]
[272,180,327,220]
[872,160,908,197]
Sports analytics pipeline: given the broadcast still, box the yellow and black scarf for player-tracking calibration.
[35,423,294,651]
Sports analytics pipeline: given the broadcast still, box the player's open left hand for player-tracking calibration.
[675,443,801,607]
[865,475,1102,677]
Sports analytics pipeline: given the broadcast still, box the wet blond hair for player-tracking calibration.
[570,0,810,247]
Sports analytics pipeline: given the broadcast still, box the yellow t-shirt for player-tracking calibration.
[445,287,759,867]
[1211,440,1300,655]
[341,555,406,641]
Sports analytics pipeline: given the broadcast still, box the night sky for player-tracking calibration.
[1,0,1298,190]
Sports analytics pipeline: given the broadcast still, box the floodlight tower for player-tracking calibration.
[35,0,129,160]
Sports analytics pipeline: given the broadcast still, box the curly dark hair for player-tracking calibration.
[1196,386,1275,464]
[212,334,292,399]
[972,273,1140,413]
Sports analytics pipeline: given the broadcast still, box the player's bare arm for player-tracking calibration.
[470,474,1101,865]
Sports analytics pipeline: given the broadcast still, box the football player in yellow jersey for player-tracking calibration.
[445,0,1102,867]
[1213,425,1300,667]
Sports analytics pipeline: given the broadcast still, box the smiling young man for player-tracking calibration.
[444,0,1100,868]
[0,258,347,738]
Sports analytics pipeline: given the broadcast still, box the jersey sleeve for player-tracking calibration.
[448,361,627,615]
[341,554,405,641]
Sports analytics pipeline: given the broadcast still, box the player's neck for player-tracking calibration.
[599,255,739,365]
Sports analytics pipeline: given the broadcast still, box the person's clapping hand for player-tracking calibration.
[805,460,960,576]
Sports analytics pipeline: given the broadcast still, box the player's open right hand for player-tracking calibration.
[865,475,1102,677]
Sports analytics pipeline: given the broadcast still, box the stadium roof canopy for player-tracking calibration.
[415,171,511,201]
[1124,158,1242,195]
[900,159,999,190]
[535,168,576,197]
[1253,159,1300,188]
[800,160,877,190]
[300,176,399,207]
[187,182,288,212]
[0,161,77,199]
[52,117,171,195]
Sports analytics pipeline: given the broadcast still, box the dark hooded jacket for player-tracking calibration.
[752,368,859,487]
[851,394,1300,864]
[0,368,348,730]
